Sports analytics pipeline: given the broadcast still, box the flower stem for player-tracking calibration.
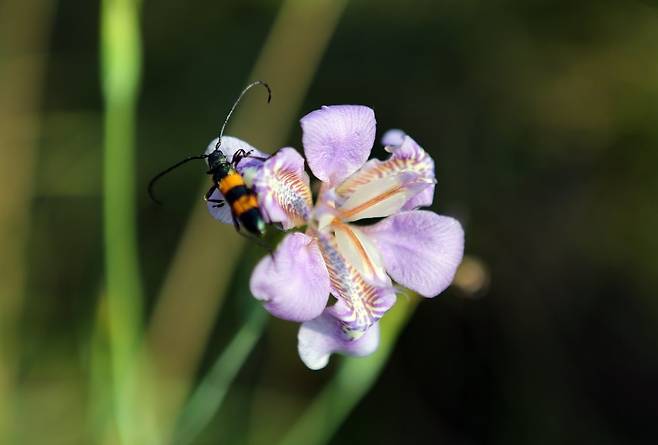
[100,0,144,442]
[278,295,419,445]
[172,305,268,445]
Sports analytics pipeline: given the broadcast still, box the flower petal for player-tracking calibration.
[362,210,464,298]
[206,188,234,225]
[402,183,435,211]
[336,172,433,222]
[204,136,269,174]
[250,233,330,322]
[381,128,406,147]
[336,133,436,212]
[300,105,376,185]
[252,147,313,229]
[332,221,388,286]
[298,310,380,370]
[312,228,397,337]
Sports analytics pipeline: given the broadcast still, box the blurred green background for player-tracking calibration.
[2,0,658,444]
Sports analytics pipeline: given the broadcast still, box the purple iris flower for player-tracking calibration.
[207,105,464,370]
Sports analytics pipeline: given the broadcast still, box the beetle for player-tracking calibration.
[148,81,271,237]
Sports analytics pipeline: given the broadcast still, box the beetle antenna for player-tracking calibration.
[148,81,271,205]
[148,154,209,204]
[214,80,271,152]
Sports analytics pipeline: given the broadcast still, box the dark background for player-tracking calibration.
[3,0,658,444]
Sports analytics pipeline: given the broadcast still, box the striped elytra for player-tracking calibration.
[208,150,266,237]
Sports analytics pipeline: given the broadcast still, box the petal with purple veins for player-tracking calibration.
[390,135,436,210]
[336,134,436,213]
[385,134,429,161]
[338,133,435,193]
[298,310,380,370]
[362,210,464,298]
[250,233,330,322]
[300,105,376,185]
[312,228,397,337]
[252,147,313,229]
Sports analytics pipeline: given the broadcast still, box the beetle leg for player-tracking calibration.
[231,213,241,232]
[204,184,217,201]
[203,184,225,207]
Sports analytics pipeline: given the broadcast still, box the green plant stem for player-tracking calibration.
[172,306,268,445]
[100,0,144,442]
[278,296,420,445]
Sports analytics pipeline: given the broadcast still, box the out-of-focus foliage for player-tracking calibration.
[1,0,657,444]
